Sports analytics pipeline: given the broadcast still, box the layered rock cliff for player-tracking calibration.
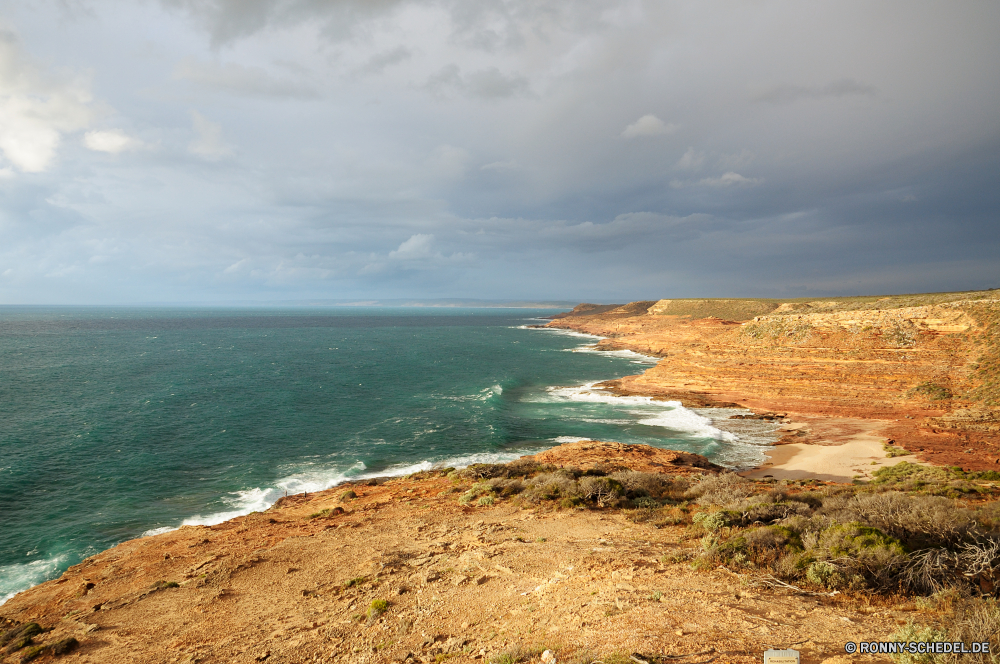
[548,290,1000,470]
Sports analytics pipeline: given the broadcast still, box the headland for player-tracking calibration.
[546,290,1000,481]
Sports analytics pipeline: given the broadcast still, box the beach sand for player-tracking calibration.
[740,414,930,482]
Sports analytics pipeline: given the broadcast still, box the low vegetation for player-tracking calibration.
[366,599,390,624]
[0,621,77,662]
[910,382,954,401]
[448,457,1000,662]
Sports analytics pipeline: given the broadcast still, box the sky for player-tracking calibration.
[0,0,998,304]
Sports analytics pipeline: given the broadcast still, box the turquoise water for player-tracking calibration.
[0,307,773,604]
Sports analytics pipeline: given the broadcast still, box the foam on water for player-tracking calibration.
[691,407,782,469]
[0,553,71,606]
[521,326,604,341]
[552,436,590,444]
[570,347,659,364]
[636,409,737,442]
[544,383,736,441]
[140,446,547,538]
[431,384,503,402]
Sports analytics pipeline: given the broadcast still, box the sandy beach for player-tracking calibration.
[738,415,926,482]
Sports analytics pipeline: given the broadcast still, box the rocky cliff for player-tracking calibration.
[549,290,1000,470]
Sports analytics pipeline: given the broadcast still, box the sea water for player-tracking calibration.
[0,307,776,604]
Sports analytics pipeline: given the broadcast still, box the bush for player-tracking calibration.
[518,472,581,505]
[0,624,42,649]
[910,382,953,401]
[885,443,913,458]
[806,561,842,589]
[579,477,625,507]
[888,622,950,664]
[609,471,689,501]
[487,478,526,497]
[872,462,953,486]
[738,499,813,526]
[685,473,755,506]
[489,643,540,664]
[367,599,390,623]
[693,511,732,533]
[820,492,975,548]
[812,523,907,590]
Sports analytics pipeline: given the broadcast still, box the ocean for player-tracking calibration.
[0,307,777,604]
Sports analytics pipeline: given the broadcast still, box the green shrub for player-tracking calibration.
[340,490,358,501]
[910,382,953,401]
[0,623,43,653]
[685,473,755,506]
[488,643,541,664]
[344,576,367,589]
[872,462,954,486]
[885,443,913,458]
[692,511,732,532]
[806,561,842,589]
[887,622,949,663]
[367,599,390,623]
[518,472,581,504]
[579,477,625,507]
[813,523,907,590]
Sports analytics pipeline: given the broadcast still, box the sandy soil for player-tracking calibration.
[0,453,904,664]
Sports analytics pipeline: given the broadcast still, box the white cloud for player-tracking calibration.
[83,129,141,153]
[675,147,705,171]
[0,29,94,172]
[697,172,762,187]
[621,114,677,139]
[389,233,435,259]
[188,110,231,159]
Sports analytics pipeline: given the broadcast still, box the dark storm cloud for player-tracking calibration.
[0,0,997,303]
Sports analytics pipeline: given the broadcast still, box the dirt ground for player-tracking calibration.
[1,460,911,664]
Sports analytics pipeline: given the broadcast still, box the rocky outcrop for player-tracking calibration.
[526,440,723,475]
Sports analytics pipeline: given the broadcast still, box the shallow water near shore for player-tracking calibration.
[0,307,775,603]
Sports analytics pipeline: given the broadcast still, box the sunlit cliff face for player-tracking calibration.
[0,1,998,303]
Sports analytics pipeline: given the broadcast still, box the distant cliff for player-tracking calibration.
[549,289,1000,470]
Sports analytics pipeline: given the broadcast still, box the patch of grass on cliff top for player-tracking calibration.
[648,298,783,320]
[645,289,999,321]
[771,288,1000,314]
[965,301,1000,406]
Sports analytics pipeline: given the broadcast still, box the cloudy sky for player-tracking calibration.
[0,1,997,304]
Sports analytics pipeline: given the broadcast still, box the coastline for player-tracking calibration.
[542,299,996,482]
[0,448,900,664]
[5,293,999,661]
